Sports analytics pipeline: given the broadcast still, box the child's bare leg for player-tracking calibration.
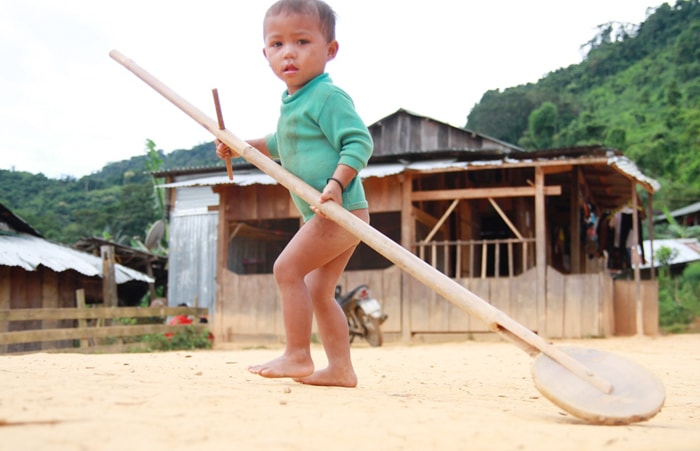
[294,209,368,387]
[246,269,314,378]
[248,210,364,379]
[293,250,357,387]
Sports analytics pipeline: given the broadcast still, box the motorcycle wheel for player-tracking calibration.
[357,309,383,347]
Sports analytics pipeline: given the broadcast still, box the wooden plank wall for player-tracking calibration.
[406,267,612,338]
[219,266,403,342]
[221,272,282,341]
[0,266,8,353]
[544,268,613,338]
[0,266,103,352]
[218,266,645,341]
[406,268,539,334]
[612,279,659,336]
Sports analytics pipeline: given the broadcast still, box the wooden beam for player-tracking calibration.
[541,164,573,175]
[488,198,524,240]
[400,174,414,342]
[423,199,459,242]
[451,157,611,171]
[535,167,547,335]
[411,185,561,202]
[215,194,228,341]
[570,167,581,274]
[101,245,117,309]
[632,184,643,336]
[412,207,439,230]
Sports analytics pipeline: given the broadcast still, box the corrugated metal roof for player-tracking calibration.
[608,154,661,193]
[0,233,153,284]
[159,154,659,194]
[159,163,410,188]
[0,203,43,237]
[654,201,700,222]
[641,238,700,268]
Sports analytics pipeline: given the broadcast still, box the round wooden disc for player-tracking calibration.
[531,346,665,425]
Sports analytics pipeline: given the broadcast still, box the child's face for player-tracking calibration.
[263,12,338,95]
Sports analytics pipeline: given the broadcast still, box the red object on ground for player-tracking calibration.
[165,315,214,342]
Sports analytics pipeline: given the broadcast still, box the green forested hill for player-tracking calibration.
[466,0,700,209]
[1,0,698,245]
[0,141,223,245]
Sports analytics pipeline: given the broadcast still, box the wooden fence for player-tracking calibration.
[0,290,209,353]
[416,238,536,278]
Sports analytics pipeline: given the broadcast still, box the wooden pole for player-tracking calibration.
[100,245,118,309]
[400,174,414,341]
[535,167,547,335]
[109,49,613,394]
[212,88,233,180]
[75,289,89,348]
[632,185,643,336]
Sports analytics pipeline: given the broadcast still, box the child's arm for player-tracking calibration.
[318,164,357,209]
[326,164,357,194]
[215,137,272,160]
[246,138,272,158]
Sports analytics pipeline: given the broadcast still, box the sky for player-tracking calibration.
[0,0,661,179]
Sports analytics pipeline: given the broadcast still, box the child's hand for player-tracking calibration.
[313,181,343,218]
[215,139,237,159]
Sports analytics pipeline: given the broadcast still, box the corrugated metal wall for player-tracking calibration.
[168,186,219,316]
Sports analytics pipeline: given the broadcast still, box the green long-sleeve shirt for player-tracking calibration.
[266,73,373,221]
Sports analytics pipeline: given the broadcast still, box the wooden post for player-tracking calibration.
[101,245,118,308]
[632,185,643,336]
[535,166,547,335]
[41,271,60,350]
[212,187,229,342]
[145,257,157,301]
[400,173,414,342]
[570,167,581,274]
[75,289,89,348]
[0,266,9,353]
[648,194,655,280]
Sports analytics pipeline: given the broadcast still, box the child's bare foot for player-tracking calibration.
[293,367,358,388]
[248,354,314,379]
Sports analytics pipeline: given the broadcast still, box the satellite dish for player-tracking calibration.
[144,220,165,250]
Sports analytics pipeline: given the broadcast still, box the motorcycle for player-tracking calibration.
[335,284,388,347]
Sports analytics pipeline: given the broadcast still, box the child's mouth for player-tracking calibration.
[283,64,298,74]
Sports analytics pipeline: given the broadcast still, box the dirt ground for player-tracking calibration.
[1,334,698,451]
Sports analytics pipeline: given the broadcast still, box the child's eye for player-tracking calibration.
[297,39,309,45]
[270,41,282,48]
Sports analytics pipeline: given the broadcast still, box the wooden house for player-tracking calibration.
[0,203,153,352]
[157,109,660,343]
[654,201,700,226]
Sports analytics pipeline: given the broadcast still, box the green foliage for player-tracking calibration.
[658,261,700,332]
[3,1,700,251]
[519,101,559,149]
[466,0,700,212]
[141,326,213,351]
[0,139,222,245]
[655,207,700,239]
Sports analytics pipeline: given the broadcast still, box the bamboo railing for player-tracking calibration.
[416,238,536,278]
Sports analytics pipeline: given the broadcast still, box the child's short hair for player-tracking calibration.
[265,0,337,42]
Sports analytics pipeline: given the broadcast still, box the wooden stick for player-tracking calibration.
[109,49,613,395]
[212,88,233,180]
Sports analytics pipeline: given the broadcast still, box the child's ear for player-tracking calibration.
[327,40,339,61]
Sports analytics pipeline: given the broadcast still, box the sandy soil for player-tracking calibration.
[0,334,698,451]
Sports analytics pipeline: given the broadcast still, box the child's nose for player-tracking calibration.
[282,44,296,58]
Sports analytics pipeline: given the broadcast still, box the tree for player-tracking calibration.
[520,102,558,149]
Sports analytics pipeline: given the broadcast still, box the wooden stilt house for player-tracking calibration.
[157,109,660,343]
